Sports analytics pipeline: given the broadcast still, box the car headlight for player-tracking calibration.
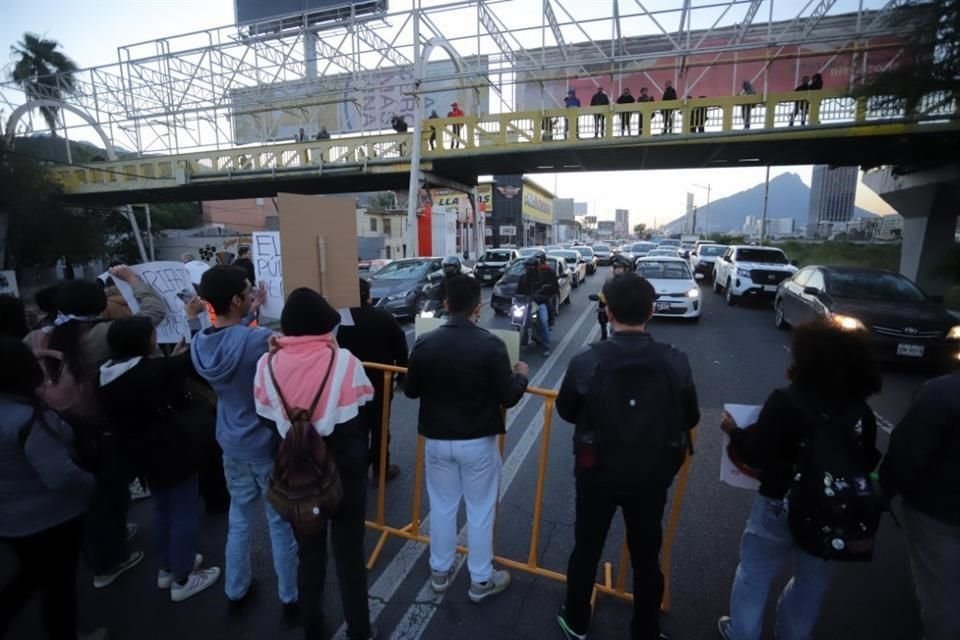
[385,292,409,302]
[736,268,751,278]
[948,326,960,339]
[686,287,700,299]
[831,314,866,331]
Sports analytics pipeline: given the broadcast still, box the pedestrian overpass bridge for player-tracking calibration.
[49,88,960,206]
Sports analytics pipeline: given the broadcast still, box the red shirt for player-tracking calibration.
[448,107,464,118]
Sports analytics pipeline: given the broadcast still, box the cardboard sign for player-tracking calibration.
[252,231,284,319]
[414,316,520,366]
[114,262,193,344]
[0,271,19,297]
[720,404,762,491]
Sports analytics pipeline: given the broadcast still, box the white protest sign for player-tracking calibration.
[0,271,19,297]
[414,316,520,366]
[252,232,284,319]
[114,262,193,344]
[720,404,762,490]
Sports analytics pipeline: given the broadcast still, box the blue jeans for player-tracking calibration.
[727,495,833,640]
[536,302,550,348]
[152,476,200,581]
[222,455,299,604]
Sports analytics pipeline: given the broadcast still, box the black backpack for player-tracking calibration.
[580,341,690,494]
[786,390,883,562]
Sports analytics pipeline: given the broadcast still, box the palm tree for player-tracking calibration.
[9,33,79,134]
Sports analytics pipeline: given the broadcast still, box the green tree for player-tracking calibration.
[633,223,647,237]
[857,0,959,114]
[9,33,79,134]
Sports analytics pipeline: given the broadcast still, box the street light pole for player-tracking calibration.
[691,183,711,239]
[760,165,771,246]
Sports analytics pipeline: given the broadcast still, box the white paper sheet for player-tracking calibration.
[720,403,763,490]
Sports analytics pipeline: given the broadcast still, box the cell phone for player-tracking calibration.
[176,289,193,302]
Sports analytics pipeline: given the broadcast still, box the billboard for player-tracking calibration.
[429,184,493,222]
[230,57,489,141]
[597,221,616,238]
[235,0,387,30]
[521,180,554,225]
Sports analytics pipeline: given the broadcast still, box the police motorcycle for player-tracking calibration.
[417,256,463,319]
[588,254,634,340]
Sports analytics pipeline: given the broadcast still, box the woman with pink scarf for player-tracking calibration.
[253,288,375,640]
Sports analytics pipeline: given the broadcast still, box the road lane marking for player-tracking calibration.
[333,297,599,640]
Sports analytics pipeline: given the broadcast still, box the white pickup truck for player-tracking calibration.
[713,245,798,305]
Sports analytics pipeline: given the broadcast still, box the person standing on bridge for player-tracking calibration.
[448,102,465,149]
[637,87,655,133]
[428,110,440,150]
[616,88,636,136]
[740,81,757,130]
[564,89,581,139]
[717,322,882,640]
[556,272,698,640]
[590,87,610,137]
[880,372,960,640]
[661,81,678,133]
[405,275,529,603]
[789,76,811,127]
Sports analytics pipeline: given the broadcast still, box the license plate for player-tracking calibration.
[896,344,925,358]
[482,274,492,280]
[655,301,671,312]
[763,285,778,292]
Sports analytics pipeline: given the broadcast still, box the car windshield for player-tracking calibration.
[483,251,513,262]
[549,251,580,262]
[827,271,927,303]
[700,245,727,256]
[737,249,788,264]
[594,245,610,252]
[632,243,657,252]
[637,261,692,280]
[518,248,538,257]
[370,260,430,280]
[658,240,681,247]
[505,260,528,277]
[577,247,594,257]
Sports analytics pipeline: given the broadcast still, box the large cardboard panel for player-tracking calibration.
[278,193,359,311]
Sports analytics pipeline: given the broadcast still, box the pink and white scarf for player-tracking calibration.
[254,334,374,438]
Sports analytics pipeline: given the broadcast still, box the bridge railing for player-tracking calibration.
[47,88,958,195]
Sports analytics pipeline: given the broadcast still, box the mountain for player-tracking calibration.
[661,172,878,235]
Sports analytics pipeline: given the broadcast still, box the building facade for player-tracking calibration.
[807,165,858,238]
[202,197,277,232]
[615,209,630,236]
[487,175,556,247]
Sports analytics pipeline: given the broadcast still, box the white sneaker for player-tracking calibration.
[157,554,204,589]
[468,569,511,603]
[93,551,144,589]
[170,567,221,602]
[430,568,453,594]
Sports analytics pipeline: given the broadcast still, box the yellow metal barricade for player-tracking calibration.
[362,362,694,611]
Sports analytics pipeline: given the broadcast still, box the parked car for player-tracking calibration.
[576,246,598,274]
[635,257,702,320]
[548,249,586,288]
[713,245,798,305]
[474,248,520,285]
[689,244,728,281]
[491,256,572,317]
[774,266,960,367]
[593,244,613,265]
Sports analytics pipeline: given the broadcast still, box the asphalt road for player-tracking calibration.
[4,266,937,640]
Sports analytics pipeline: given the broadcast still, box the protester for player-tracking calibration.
[190,265,299,615]
[297,127,306,142]
[47,266,166,589]
[564,89,581,139]
[0,337,102,640]
[662,81,678,133]
[0,293,29,339]
[717,322,882,640]
[390,113,408,133]
[556,273,698,640]
[880,372,960,640]
[405,275,529,602]
[427,110,440,150]
[253,288,376,640]
[636,87,654,133]
[448,102,465,149]
[99,316,222,602]
[517,252,559,356]
[616,88,636,135]
[789,76,811,126]
[315,126,331,140]
[232,246,257,286]
[102,277,132,321]
[740,81,756,130]
[23,283,62,351]
[337,278,409,485]
[810,73,823,90]
[590,87,610,137]
[691,96,708,133]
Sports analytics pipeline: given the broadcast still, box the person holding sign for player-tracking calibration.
[190,266,299,616]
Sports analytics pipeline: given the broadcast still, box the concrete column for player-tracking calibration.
[864,165,960,295]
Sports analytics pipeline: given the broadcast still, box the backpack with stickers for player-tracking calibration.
[786,389,883,562]
[579,340,690,494]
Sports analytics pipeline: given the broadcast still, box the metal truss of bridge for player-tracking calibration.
[0,0,935,162]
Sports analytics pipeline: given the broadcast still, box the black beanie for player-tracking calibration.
[281,288,341,337]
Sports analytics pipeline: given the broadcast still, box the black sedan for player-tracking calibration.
[367,257,444,318]
[775,266,960,367]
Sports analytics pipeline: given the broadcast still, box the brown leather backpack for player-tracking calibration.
[265,350,343,534]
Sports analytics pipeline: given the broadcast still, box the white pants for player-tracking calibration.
[425,436,502,584]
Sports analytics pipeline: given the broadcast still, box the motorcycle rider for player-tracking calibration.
[517,252,559,357]
[595,254,634,340]
[424,256,464,314]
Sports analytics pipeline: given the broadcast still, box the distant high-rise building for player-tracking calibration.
[615,209,630,235]
[807,165,857,238]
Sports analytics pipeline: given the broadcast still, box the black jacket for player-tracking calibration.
[590,91,610,107]
[663,87,678,101]
[729,386,880,500]
[616,94,636,105]
[517,266,559,305]
[405,316,527,440]
[233,257,256,286]
[337,304,409,394]
[558,331,699,437]
[880,373,960,526]
[99,353,213,488]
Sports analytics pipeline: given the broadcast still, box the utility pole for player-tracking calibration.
[405,8,422,258]
[760,165,770,246]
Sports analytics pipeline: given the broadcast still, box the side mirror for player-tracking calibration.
[790,260,799,267]
[695,273,705,281]
[723,256,732,262]
[803,286,821,296]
